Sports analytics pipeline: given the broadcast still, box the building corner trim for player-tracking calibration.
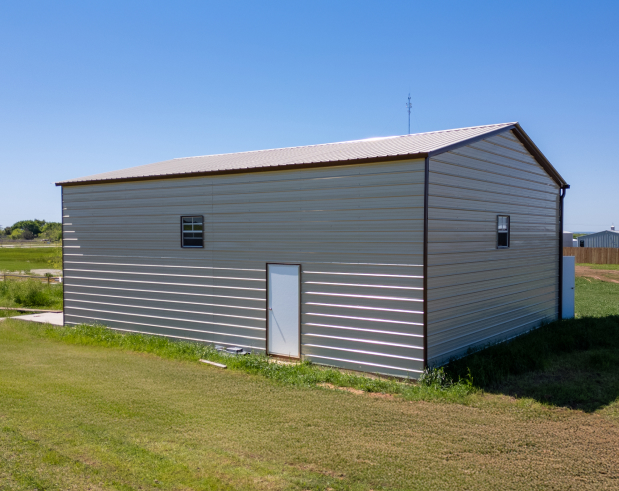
[61,187,65,327]
[423,156,430,369]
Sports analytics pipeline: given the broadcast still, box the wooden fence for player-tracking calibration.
[563,247,619,265]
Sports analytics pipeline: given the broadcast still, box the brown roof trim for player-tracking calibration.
[55,152,429,187]
[510,124,569,189]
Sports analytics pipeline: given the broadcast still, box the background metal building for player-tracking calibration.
[578,230,619,248]
[56,122,568,377]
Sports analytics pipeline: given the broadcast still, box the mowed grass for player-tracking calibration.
[578,262,619,271]
[0,246,60,272]
[445,276,619,412]
[574,276,619,317]
[1,319,619,490]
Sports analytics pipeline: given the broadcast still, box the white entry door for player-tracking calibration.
[267,264,300,357]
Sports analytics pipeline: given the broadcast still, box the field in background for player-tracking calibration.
[0,247,61,272]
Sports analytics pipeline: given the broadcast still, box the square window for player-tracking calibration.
[497,215,510,249]
[181,216,204,248]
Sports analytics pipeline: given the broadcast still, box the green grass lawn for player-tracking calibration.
[578,262,619,271]
[0,272,618,489]
[0,246,61,272]
[1,318,618,490]
[574,276,619,317]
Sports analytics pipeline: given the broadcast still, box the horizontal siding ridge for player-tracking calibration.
[306,312,422,326]
[429,306,554,349]
[305,291,424,302]
[65,320,260,351]
[428,280,557,314]
[305,281,422,290]
[66,299,265,321]
[304,343,423,362]
[428,268,557,292]
[65,284,264,302]
[482,137,533,158]
[430,156,554,186]
[306,354,423,374]
[66,306,265,332]
[304,333,423,350]
[304,271,423,279]
[65,268,266,282]
[429,312,555,361]
[463,144,540,169]
[428,273,557,301]
[304,322,423,337]
[429,298,558,338]
[305,302,422,314]
[428,179,557,202]
[67,292,264,311]
[65,260,265,272]
[65,276,265,291]
[428,289,556,325]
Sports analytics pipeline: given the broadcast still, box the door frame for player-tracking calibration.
[265,262,302,359]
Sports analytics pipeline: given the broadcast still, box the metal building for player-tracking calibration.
[578,230,619,248]
[56,122,569,377]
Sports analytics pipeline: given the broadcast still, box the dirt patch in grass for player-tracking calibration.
[576,265,619,283]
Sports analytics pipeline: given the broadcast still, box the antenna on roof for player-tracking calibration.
[405,93,412,135]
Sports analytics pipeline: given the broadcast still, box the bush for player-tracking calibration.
[0,278,63,308]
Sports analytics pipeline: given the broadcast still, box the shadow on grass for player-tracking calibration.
[444,315,619,412]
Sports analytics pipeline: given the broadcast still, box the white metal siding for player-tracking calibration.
[426,130,560,365]
[63,159,426,377]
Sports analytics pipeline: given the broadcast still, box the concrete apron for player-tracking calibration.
[12,312,63,326]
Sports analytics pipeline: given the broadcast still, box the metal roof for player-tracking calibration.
[582,230,619,237]
[56,122,568,187]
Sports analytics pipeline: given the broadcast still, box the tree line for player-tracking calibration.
[0,220,62,242]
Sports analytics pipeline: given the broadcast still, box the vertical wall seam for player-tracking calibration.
[423,157,430,369]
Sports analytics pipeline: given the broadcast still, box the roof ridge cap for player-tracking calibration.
[170,122,517,162]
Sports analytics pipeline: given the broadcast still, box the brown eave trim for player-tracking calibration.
[55,152,429,187]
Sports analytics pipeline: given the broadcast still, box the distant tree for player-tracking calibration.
[10,229,23,240]
[10,219,47,237]
[3,226,10,235]
[40,222,62,242]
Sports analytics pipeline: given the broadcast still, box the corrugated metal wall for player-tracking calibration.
[426,130,560,365]
[581,231,619,248]
[63,159,426,377]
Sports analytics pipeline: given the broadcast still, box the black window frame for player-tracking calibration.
[497,215,510,249]
[181,215,204,248]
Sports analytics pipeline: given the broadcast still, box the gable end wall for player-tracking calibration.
[426,130,560,365]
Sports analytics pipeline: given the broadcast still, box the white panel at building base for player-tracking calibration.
[562,256,575,319]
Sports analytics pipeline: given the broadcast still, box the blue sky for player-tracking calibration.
[1,1,617,232]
